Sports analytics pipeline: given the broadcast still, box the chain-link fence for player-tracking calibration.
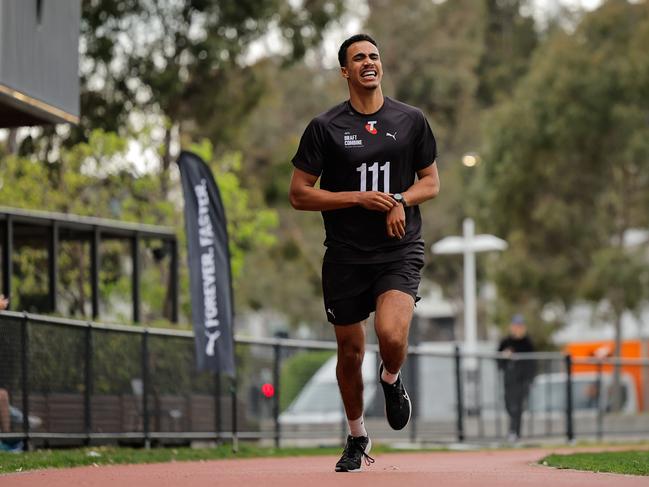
[1,311,649,449]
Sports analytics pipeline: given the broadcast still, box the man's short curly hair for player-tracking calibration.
[338,33,378,67]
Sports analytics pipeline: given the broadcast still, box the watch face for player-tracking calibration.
[394,193,403,202]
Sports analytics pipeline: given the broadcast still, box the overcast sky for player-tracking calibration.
[534,0,603,19]
[541,0,602,10]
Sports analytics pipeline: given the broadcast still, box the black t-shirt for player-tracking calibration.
[497,335,536,383]
[292,97,437,263]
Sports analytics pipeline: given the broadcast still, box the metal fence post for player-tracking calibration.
[408,350,418,443]
[20,313,30,450]
[214,373,222,444]
[564,354,574,442]
[408,316,420,444]
[544,359,552,436]
[131,233,140,323]
[527,356,534,439]
[596,360,603,441]
[476,356,484,439]
[48,221,59,313]
[170,239,179,323]
[91,227,100,320]
[273,342,281,448]
[231,375,238,453]
[84,323,93,446]
[495,364,503,439]
[141,330,150,448]
[454,345,465,442]
[3,215,13,304]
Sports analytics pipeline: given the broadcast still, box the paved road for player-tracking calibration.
[2,448,647,486]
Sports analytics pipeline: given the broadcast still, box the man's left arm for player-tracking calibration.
[403,163,440,206]
[386,163,440,238]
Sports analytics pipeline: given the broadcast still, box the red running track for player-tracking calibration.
[2,448,647,487]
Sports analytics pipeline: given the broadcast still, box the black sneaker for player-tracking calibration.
[379,362,412,430]
[335,435,374,472]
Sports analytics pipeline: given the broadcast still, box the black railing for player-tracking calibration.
[1,311,648,450]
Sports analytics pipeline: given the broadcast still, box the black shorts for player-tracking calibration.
[321,257,424,325]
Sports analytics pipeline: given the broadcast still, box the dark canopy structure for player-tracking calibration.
[0,207,178,323]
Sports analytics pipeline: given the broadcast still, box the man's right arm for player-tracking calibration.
[289,168,397,212]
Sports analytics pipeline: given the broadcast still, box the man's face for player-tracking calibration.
[341,41,382,90]
[510,323,526,339]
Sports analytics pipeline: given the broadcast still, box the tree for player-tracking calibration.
[1,129,171,316]
[482,0,649,338]
[77,1,346,180]
[364,0,538,333]
[581,247,649,410]
[229,0,542,329]
[0,129,278,324]
[5,1,350,326]
[476,0,537,106]
[225,59,344,327]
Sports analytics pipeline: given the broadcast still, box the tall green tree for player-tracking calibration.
[228,0,541,328]
[476,0,537,106]
[15,1,346,204]
[364,0,538,330]
[229,60,345,327]
[482,0,649,339]
[1,130,277,323]
[6,1,347,327]
[78,1,345,181]
[581,247,649,409]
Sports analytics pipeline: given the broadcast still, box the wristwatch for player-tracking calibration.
[392,193,407,207]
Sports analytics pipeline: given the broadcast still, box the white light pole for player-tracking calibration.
[432,218,508,357]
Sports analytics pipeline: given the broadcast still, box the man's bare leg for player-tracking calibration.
[333,321,366,424]
[374,290,415,430]
[374,290,414,375]
[333,321,374,472]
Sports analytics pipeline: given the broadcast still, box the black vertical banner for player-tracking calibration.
[177,151,235,375]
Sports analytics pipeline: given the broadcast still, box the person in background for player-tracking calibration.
[497,314,536,443]
[0,388,10,434]
[0,294,21,452]
[0,387,25,453]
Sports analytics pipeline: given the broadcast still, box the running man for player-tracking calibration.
[289,33,440,472]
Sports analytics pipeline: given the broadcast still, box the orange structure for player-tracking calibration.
[564,340,647,410]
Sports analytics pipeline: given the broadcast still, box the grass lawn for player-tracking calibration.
[0,443,410,475]
[542,450,649,476]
